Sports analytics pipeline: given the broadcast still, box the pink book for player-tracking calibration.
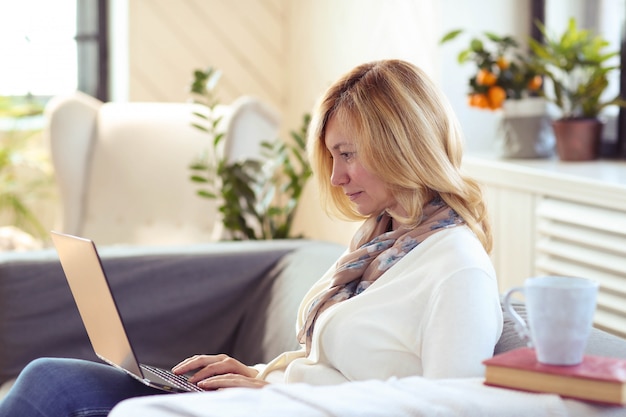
[483,347,626,405]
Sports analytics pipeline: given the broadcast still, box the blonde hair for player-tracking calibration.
[308,59,492,252]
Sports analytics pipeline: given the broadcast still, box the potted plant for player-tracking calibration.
[441,30,552,158]
[187,67,312,240]
[529,17,626,161]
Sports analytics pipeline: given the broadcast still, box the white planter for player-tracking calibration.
[496,97,555,159]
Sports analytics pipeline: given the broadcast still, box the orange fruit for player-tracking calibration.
[468,93,490,109]
[476,69,497,86]
[487,86,507,110]
[467,94,477,107]
[496,57,509,70]
[528,75,543,91]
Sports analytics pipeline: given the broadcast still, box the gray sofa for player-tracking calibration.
[1,239,626,396]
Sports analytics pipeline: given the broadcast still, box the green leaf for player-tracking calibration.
[213,132,225,147]
[189,162,208,170]
[197,190,216,199]
[440,29,463,44]
[190,175,209,183]
[191,123,210,133]
[469,38,484,52]
[192,111,209,121]
[457,50,471,64]
[484,32,502,42]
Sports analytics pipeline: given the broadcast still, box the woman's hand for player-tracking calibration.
[172,354,268,390]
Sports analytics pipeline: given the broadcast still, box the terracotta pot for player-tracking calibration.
[552,118,603,161]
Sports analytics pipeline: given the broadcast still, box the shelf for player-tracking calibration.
[463,153,626,211]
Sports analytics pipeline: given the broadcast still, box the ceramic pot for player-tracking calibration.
[497,98,554,159]
[552,118,603,161]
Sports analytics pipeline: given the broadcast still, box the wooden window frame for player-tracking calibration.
[76,0,108,101]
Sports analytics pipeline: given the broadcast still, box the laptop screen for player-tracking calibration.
[50,231,143,377]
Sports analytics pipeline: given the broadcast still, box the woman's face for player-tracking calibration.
[325,115,399,217]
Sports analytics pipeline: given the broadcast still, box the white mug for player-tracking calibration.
[503,276,599,365]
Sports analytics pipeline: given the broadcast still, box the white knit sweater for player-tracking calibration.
[258,225,503,384]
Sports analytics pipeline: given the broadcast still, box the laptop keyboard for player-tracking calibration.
[141,364,203,392]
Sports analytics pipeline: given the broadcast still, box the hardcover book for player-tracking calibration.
[483,347,626,405]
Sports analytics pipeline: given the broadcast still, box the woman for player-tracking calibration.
[0,59,502,416]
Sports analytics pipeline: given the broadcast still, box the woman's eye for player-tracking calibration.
[341,152,354,160]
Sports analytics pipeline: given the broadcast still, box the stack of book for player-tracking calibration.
[483,347,626,406]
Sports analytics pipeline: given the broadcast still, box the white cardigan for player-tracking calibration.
[258,225,503,384]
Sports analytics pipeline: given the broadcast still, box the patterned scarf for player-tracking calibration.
[297,197,465,355]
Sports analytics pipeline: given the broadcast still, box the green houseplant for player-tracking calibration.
[529,17,626,160]
[0,96,51,240]
[187,67,312,240]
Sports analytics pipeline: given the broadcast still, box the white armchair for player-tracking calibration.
[44,92,280,246]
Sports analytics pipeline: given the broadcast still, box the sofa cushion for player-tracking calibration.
[231,241,347,364]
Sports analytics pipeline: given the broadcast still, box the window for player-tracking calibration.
[0,0,77,97]
[0,0,108,101]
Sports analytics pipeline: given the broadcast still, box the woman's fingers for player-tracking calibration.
[197,374,269,390]
[187,356,258,383]
[171,354,259,384]
[171,354,224,375]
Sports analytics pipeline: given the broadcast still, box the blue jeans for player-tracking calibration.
[0,358,163,417]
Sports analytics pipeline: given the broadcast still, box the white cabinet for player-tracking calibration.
[463,154,626,338]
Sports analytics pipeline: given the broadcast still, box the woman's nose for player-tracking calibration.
[330,162,348,187]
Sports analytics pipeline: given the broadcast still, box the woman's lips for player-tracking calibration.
[347,191,362,201]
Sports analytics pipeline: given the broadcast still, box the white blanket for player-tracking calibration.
[109,377,626,417]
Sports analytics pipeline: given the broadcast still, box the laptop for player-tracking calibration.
[50,231,202,393]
